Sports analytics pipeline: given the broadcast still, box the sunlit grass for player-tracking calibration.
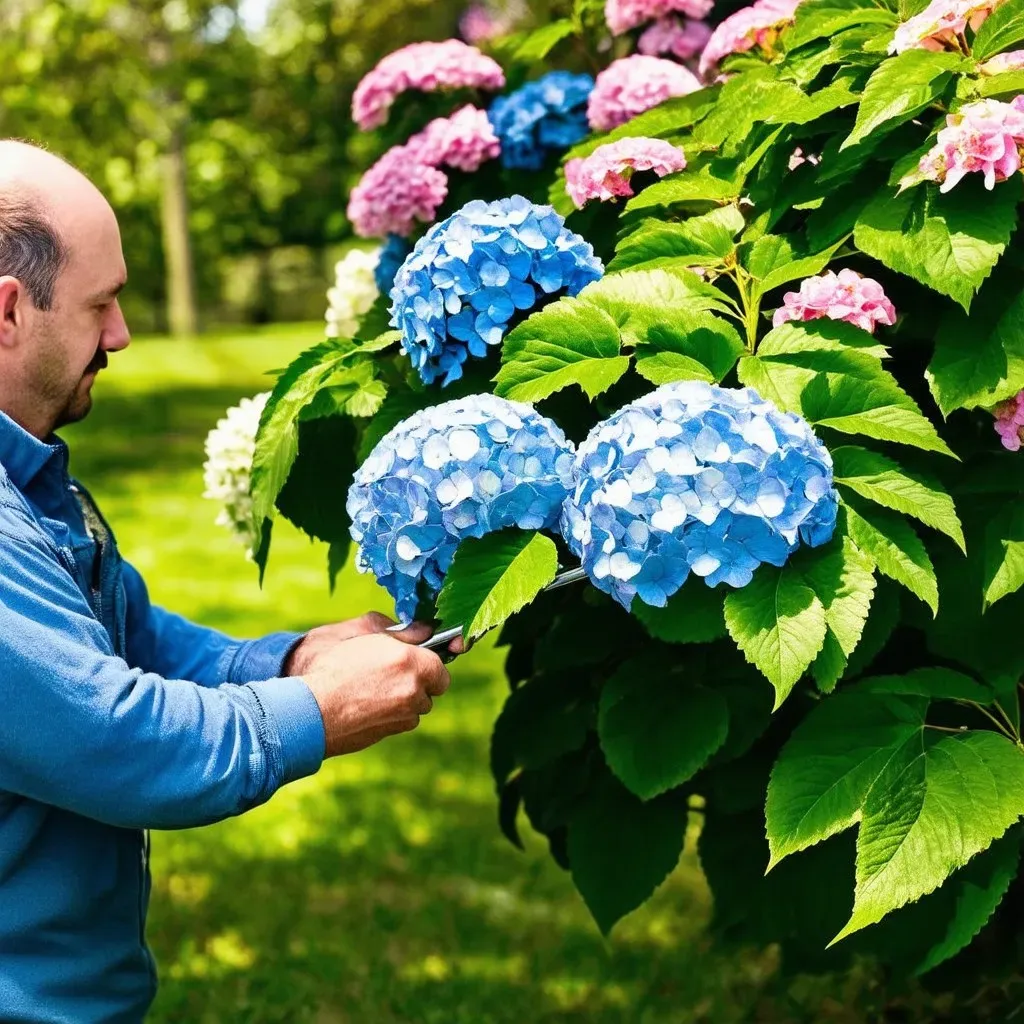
[61,327,885,1023]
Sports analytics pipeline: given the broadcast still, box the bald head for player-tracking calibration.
[0,140,130,437]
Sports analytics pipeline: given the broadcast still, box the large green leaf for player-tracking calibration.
[854,182,1019,311]
[983,504,1024,607]
[800,371,957,457]
[974,0,1024,58]
[859,667,996,702]
[927,280,1024,415]
[724,564,828,708]
[436,530,558,642]
[832,446,965,550]
[494,297,630,403]
[635,313,745,385]
[841,51,964,151]
[744,234,845,295]
[633,580,727,643]
[766,690,927,866]
[513,18,575,60]
[567,775,687,934]
[609,206,746,272]
[598,658,729,799]
[842,497,939,613]
[624,168,742,211]
[784,0,898,49]
[835,730,1024,941]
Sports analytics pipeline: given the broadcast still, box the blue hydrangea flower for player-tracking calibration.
[488,72,594,171]
[389,195,604,387]
[347,393,576,622]
[560,381,839,610]
[375,234,413,295]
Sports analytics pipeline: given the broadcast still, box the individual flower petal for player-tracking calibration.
[605,0,713,35]
[347,394,576,621]
[202,393,270,556]
[980,49,1024,74]
[587,55,702,131]
[699,0,802,78]
[993,389,1024,451]
[487,71,594,170]
[637,16,713,60]
[772,269,897,334]
[352,40,506,130]
[390,196,604,386]
[565,137,686,207]
[561,381,838,609]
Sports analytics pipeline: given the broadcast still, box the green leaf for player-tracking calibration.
[927,279,1024,415]
[609,206,746,272]
[633,582,727,643]
[841,51,964,151]
[766,690,928,866]
[854,181,1019,311]
[800,371,957,457]
[624,168,742,212]
[513,18,575,60]
[832,446,965,551]
[859,666,996,703]
[974,0,1024,58]
[635,312,745,385]
[835,730,1024,942]
[842,497,939,614]
[598,658,729,800]
[327,539,349,594]
[983,504,1024,607]
[436,531,558,641]
[582,266,741,326]
[567,775,687,934]
[784,0,898,49]
[744,235,845,295]
[494,297,630,403]
[977,68,1024,97]
[724,564,828,708]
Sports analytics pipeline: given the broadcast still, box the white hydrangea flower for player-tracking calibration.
[202,392,270,555]
[325,247,381,338]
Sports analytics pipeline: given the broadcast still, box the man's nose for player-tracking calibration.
[101,300,131,352]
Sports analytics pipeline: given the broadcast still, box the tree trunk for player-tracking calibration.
[160,125,199,337]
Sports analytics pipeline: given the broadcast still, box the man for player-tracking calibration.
[0,140,458,1023]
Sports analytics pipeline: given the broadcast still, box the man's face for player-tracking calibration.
[27,204,131,430]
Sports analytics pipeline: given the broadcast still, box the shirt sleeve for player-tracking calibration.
[0,507,325,830]
[121,560,304,686]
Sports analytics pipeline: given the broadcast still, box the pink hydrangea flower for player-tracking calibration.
[587,55,702,131]
[772,269,897,334]
[406,105,501,172]
[699,0,802,77]
[565,137,687,206]
[605,0,713,34]
[888,0,999,54]
[915,97,1024,192]
[459,3,511,43]
[993,390,1024,451]
[638,16,713,59]
[980,49,1024,74]
[347,146,449,238]
[352,40,505,130]
[787,146,820,170]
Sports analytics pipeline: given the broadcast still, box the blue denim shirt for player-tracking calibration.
[0,410,325,1023]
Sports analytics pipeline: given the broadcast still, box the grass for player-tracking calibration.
[63,326,881,1024]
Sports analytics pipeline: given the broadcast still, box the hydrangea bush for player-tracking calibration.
[245,0,1024,1007]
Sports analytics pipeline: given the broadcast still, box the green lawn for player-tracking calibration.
[63,326,872,1023]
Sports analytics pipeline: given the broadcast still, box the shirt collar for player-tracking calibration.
[0,409,68,492]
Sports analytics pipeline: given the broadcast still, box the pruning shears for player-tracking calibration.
[420,565,588,656]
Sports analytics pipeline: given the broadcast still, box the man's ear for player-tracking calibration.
[0,277,24,349]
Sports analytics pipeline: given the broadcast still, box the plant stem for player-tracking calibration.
[732,267,760,352]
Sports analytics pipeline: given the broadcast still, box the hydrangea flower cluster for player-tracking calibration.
[889,0,999,54]
[638,17,713,60]
[348,105,500,238]
[699,0,802,78]
[460,2,517,43]
[565,137,686,207]
[202,392,270,556]
[588,55,702,131]
[352,40,505,130]
[912,97,1024,193]
[325,247,380,339]
[772,269,897,335]
[347,394,576,622]
[560,381,839,608]
[980,49,1024,74]
[994,390,1024,451]
[605,0,713,35]
[375,235,413,295]
[389,196,604,386]
[487,72,594,171]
